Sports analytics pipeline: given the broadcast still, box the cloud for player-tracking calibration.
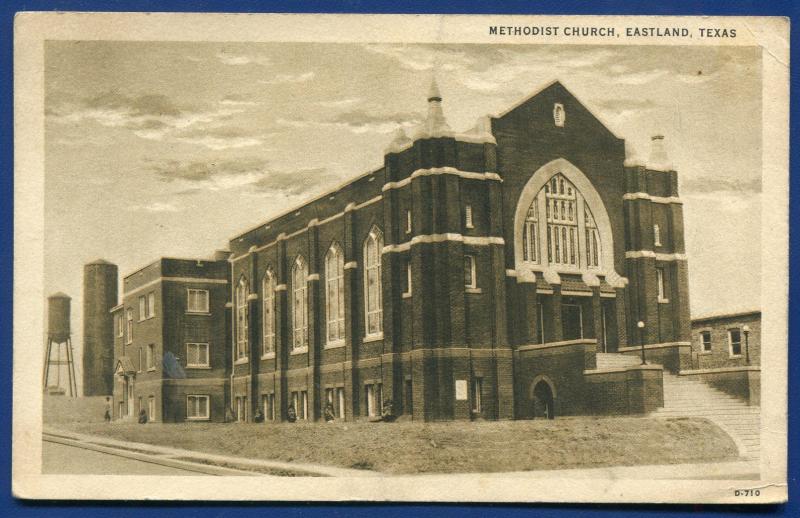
[47,90,248,144]
[216,51,271,66]
[317,98,361,108]
[173,125,271,150]
[681,176,761,194]
[279,108,422,135]
[150,158,337,196]
[219,94,260,106]
[259,71,315,85]
[127,202,180,213]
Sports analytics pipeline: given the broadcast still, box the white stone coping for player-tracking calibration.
[518,338,597,352]
[625,251,688,261]
[679,366,761,376]
[617,341,691,352]
[583,364,663,375]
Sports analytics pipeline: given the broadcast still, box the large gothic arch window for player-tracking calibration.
[235,276,249,360]
[514,158,622,286]
[291,256,309,350]
[363,226,383,338]
[325,242,345,344]
[521,173,602,271]
[262,268,276,356]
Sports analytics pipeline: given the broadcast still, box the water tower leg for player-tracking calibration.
[42,338,53,392]
[66,337,77,397]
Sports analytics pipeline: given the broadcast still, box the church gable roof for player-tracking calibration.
[494,80,621,141]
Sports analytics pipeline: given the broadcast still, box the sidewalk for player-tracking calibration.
[43,427,382,477]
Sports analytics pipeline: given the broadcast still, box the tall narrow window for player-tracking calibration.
[472,377,483,414]
[522,201,539,262]
[464,255,477,289]
[125,308,133,344]
[138,347,143,372]
[116,314,123,338]
[465,205,474,229]
[235,277,249,360]
[729,329,742,357]
[402,258,412,296]
[405,209,412,234]
[364,227,383,337]
[262,269,276,355]
[325,244,345,344]
[656,267,669,303]
[146,343,155,370]
[653,224,662,246]
[701,331,712,353]
[147,292,155,318]
[138,296,146,321]
[292,256,309,350]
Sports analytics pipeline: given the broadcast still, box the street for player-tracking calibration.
[42,440,202,476]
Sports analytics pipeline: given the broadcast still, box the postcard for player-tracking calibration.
[13,12,788,503]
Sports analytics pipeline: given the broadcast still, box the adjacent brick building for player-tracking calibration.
[109,79,703,422]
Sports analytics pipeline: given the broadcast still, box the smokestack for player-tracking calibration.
[647,135,673,171]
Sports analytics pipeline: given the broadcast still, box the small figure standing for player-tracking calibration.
[138,409,148,424]
[103,396,111,423]
[253,408,264,423]
[287,404,297,423]
[324,403,335,423]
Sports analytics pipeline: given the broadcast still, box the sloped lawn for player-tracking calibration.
[58,416,737,474]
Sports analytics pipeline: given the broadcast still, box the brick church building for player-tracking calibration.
[109,79,694,422]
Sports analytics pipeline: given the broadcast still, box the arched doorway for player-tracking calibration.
[532,380,555,419]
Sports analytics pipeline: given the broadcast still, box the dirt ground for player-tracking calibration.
[57,416,738,474]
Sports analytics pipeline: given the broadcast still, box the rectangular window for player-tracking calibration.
[187,289,209,313]
[115,313,123,338]
[365,383,383,417]
[472,377,483,414]
[147,292,155,318]
[186,343,209,368]
[139,295,146,321]
[125,308,133,344]
[262,393,275,421]
[148,396,155,421]
[138,347,143,372]
[337,387,345,419]
[653,224,662,246]
[235,396,248,422]
[464,255,477,289]
[291,391,308,420]
[402,259,412,296]
[537,303,545,344]
[465,205,474,229]
[656,267,669,303]
[187,395,210,420]
[701,331,712,353]
[729,329,743,357]
[406,209,412,234]
[146,343,155,370]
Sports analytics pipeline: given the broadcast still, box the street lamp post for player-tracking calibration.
[637,320,646,365]
[743,324,751,365]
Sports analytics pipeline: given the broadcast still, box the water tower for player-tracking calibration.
[42,292,77,397]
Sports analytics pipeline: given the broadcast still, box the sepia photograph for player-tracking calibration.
[12,12,789,503]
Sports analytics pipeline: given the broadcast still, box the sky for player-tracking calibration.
[43,42,762,388]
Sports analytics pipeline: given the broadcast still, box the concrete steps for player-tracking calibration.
[652,372,760,460]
